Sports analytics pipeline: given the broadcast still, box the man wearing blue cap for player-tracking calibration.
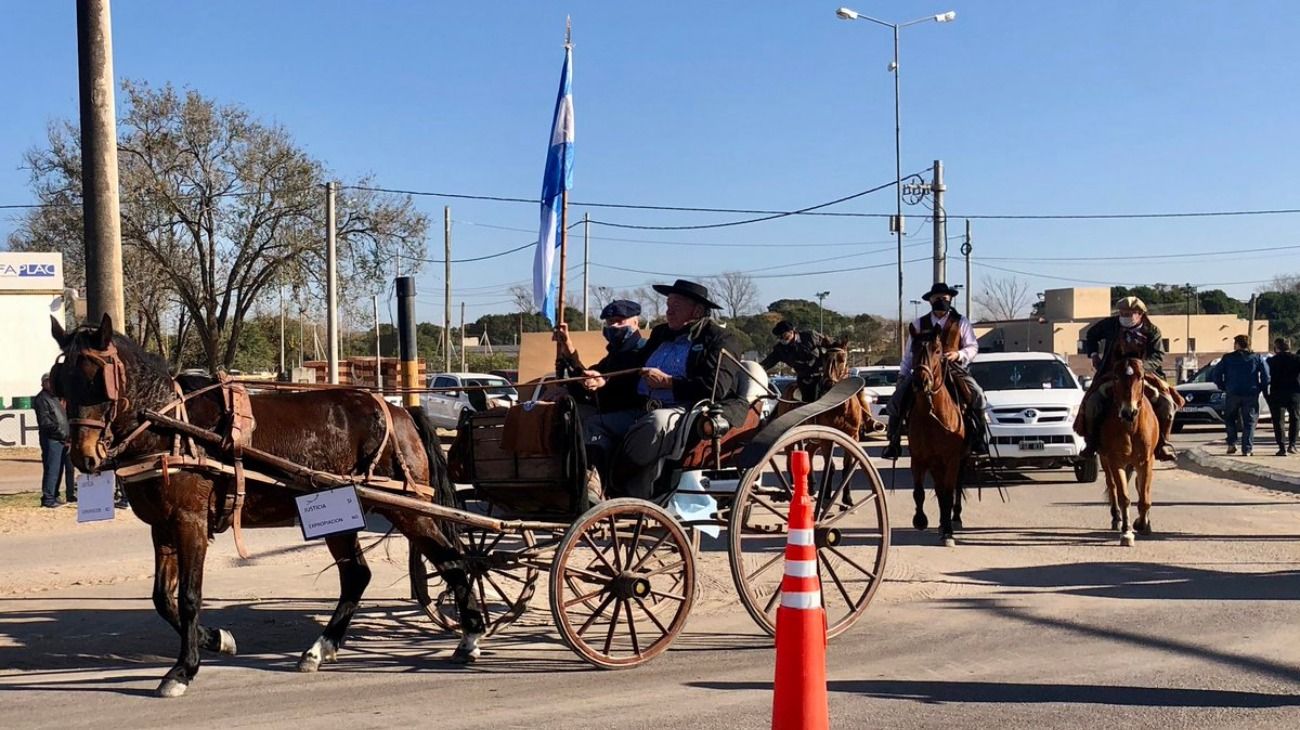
[555,299,646,413]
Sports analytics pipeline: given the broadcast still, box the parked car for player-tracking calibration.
[1173,360,1270,433]
[968,352,1097,482]
[421,372,519,429]
[850,366,898,425]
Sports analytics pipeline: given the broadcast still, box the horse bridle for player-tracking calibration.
[52,342,137,460]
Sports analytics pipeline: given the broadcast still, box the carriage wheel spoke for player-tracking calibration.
[630,531,672,572]
[648,588,687,603]
[565,564,615,586]
[625,600,641,656]
[820,491,877,529]
[607,516,624,572]
[482,532,505,555]
[819,551,855,609]
[817,454,835,502]
[821,460,862,520]
[575,592,617,637]
[644,559,686,578]
[475,576,492,626]
[580,533,620,576]
[767,458,794,496]
[565,586,606,609]
[744,550,786,584]
[825,544,878,581]
[747,494,790,523]
[492,569,531,586]
[604,599,624,654]
[763,585,783,615]
[633,595,671,636]
[625,514,646,570]
[484,573,514,606]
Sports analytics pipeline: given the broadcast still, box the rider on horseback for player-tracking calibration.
[1079,296,1178,462]
[760,320,837,402]
[882,282,990,460]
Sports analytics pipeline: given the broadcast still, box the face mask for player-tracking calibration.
[1119,315,1139,328]
[603,325,630,345]
[931,300,951,313]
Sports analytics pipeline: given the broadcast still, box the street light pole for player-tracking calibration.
[816,290,831,333]
[836,6,956,361]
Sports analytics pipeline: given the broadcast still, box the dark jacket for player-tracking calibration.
[636,318,748,427]
[1213,350,1270,397]
[760,330,834,382]
[561,333,647,413]
[33,390,69,442]
[1084,316,1166,377]
[1267,351,1300,397]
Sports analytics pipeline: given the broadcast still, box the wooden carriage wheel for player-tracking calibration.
[549,499,696,669]
[409,527,540,636]
[727,425,889,638]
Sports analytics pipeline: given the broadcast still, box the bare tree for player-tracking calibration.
[632,286,664,321]
[1270,274,1300,293]
[508,284,535,313]
[710,271,759,319]
[8,81,428,372]
[973,276,1034,322]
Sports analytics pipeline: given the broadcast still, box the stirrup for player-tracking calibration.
[881,440,902,459]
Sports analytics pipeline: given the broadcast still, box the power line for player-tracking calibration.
[954,208,1300,221]
[981,242,1300,263]
[454,218,927,248]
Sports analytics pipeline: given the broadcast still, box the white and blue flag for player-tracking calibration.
[533,45,575,324]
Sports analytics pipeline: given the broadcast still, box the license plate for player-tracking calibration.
[1019,440,1046,451]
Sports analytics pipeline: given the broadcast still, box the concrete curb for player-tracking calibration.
[1177,445,1300,495]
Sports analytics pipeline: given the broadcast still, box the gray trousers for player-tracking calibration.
[584,406,689,499]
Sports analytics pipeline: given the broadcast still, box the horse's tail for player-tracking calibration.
[407,406,460,544]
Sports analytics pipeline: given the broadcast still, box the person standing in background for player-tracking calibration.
[1266,337,1300,456]
[34,374,76,508]
[1212,335,1270,457]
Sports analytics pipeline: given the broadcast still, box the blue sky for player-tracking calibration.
[3,1,1299,324]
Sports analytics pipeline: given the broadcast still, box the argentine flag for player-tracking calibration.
[533,45,575,324]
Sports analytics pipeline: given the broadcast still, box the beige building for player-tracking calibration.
[974,287,1268,381]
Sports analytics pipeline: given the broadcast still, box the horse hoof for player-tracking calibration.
[1134,518,1151,535]
[297,639,336,673]
[297,654,321,673]
[156,679,188,698]
[1110,519,1121,532]
[1120,532,1136,547]
[452,634,483,664]
[942,536,956,548]
[912,513,929,531]
[218,629,238,656]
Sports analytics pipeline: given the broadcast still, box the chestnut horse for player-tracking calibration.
[50,315,480,698]
[907,334,966,547]
[1097,357,1160,546]
[774,340,880,438]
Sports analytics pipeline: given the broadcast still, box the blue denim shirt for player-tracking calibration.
[637,334,691,404]
[1212,351,1270,396]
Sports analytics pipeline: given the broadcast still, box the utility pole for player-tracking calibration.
[459,302,466,372]
[962,219,972,317]
[443,206,452,374]
[583,212,590,331]
[77,0,124,325]
[278,284,286,378]
[396,277,419,407]
[931,159,946,283]
[373,293,382,392]
[816,290,830,333]
[1248,293,1258,350]
[325,182,339,384]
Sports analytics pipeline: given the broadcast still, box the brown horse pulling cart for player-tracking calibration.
[51,315,890,696]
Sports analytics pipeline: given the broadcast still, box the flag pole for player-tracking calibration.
[551,19,572,371]
[555,17,572,332]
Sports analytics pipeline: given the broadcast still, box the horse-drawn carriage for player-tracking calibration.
[411,365,891,668]
[49,315,890,695]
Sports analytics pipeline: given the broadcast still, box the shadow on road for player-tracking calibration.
[953,561,1300,602]
[687,679,1300,708]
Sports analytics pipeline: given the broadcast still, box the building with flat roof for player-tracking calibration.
[973,287,1268,381]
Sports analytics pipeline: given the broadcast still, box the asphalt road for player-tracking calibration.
[2,430,1299,729]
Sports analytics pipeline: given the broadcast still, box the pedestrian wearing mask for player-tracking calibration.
[1213,334,1270,456]
[1266,337,1300,456]
[554,299,647,413]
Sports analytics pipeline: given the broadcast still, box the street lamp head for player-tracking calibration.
[835,7,860,20]
[935,11,957,23]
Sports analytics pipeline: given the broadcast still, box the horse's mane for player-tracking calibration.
[67,325,176,410]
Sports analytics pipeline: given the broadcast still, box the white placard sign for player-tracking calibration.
[76,472,116,523]
[295,486,366,540]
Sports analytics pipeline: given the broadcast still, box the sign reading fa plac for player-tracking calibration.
[0,252,63,291]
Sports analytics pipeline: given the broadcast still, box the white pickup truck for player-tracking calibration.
[420,372,519,429]
[968,352,1097,483]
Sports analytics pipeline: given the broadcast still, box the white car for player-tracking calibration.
[421,372,519,429]
[850,366,898,424]
[968,352,1097,482]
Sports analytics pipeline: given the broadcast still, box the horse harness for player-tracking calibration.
[56,342,418,560]
[910,313,971,406]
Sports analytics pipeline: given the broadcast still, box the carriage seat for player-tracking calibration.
[664,360,770,472]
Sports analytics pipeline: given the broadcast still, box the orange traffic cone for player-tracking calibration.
[771,449,830,730]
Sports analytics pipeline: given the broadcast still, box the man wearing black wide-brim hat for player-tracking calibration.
[582,279,747,499]
[882,282,989,459]
[761,320,838,402]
